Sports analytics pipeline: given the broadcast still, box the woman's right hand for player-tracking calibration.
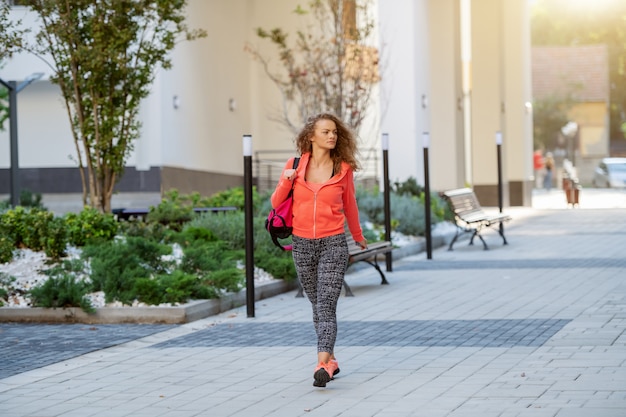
[283,169,297,181]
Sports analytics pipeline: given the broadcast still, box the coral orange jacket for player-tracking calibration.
[271,152,364,243]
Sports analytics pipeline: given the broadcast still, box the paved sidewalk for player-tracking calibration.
[1,205,625,417]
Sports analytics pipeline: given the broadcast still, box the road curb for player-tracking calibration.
[0,279,298,324]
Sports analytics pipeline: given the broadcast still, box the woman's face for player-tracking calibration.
[310,119,337,151]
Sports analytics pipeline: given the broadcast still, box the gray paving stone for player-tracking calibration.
[0,323,176,379]
[1,206,626,416]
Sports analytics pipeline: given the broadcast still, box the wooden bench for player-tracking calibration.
[112,206,237,221]
[441,188,511,251]
[296,233,393,297]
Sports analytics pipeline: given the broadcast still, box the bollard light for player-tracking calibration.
[381,132,392,272]
[495,130,505,238]
[243,134,252,157]
[422,132,432,259]
[243,134,255,317]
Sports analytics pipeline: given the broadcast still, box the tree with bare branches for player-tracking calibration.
[246,0,380,134]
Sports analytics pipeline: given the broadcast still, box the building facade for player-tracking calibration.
[1,0,534,207]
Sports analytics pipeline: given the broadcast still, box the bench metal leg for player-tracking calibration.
[295,279,304,298]
[469,230,489,250]
[448,229,462,251]
[342,280,354,297]
[361,259,390,285]
[498,223,508,245]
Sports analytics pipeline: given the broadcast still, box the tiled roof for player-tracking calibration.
[532,45,609,102]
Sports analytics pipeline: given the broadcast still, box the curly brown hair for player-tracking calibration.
[295,113,361,172]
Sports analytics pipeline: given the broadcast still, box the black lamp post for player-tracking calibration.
[243,134,255,318]
[0,72,44,207]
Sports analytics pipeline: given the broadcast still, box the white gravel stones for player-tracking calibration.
[1,229,420,309]
[0,245,278,308]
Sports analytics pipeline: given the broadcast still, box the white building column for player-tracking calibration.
[378,0,430,186]
[469,0,532,206]
[427,0,464,191]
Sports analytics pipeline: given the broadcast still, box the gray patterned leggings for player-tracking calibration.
[292,233,349,353]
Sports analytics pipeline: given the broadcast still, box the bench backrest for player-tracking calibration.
[442,188,484,219]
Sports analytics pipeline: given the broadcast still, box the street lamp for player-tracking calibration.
[0,72,44,207]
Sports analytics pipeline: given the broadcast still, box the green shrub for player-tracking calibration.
[0,235,14,264]
[28,272,95,314]
[0,207,60,252]
[0,206,29,247]
[146,200,193,231]
[119,220,170,242]
[0,189,46,210]
[44,217,68,260]
[199,186,261,212]
[180,240,240,277]
[19,189,45,209]
[171,226,217,247]
[356,184,449,237]
[160,270,201,303]
[177,231,248,290]
[83,236,174,305]
[187,211,297,280]
[135,270,217,304]
[82,238,154,304]
[187,211,245,249]
[23,208,55,251]
[125,236,173,274]
[204,268,243,293]
[392,177,424,197]
[0,272,16,307]
[65,207,118,247]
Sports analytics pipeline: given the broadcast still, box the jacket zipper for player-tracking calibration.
[313,192,318,238]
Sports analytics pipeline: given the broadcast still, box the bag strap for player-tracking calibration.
[287,157,300,198]
[275,156,300,251]
[270,210,287,250]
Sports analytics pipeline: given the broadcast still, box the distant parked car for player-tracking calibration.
[592,158,626,188]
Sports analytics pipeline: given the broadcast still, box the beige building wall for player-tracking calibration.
[3,0,535,205]
[136,0,312,195]
[502,0,534,206]
[428,0,464,191]
[153,0,253,195]
[569,103,608,158]
[378,0,429,185]
[470,0,502,205]
[568,102,609,185]
[469,0,532,206]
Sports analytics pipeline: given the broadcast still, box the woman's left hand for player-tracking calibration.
[356,239,367,250]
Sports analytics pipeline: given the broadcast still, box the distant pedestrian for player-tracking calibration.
[533,149,544,188]
[270,113,367,388]
[544,152,555,191]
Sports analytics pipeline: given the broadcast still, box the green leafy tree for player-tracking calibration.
[246,0,380,133]
[532,93,576,151]
[0,2,30,131]
[531,0,626,141]
[26,0,206,212]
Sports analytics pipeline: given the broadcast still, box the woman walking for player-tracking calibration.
[270,113,367,387]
